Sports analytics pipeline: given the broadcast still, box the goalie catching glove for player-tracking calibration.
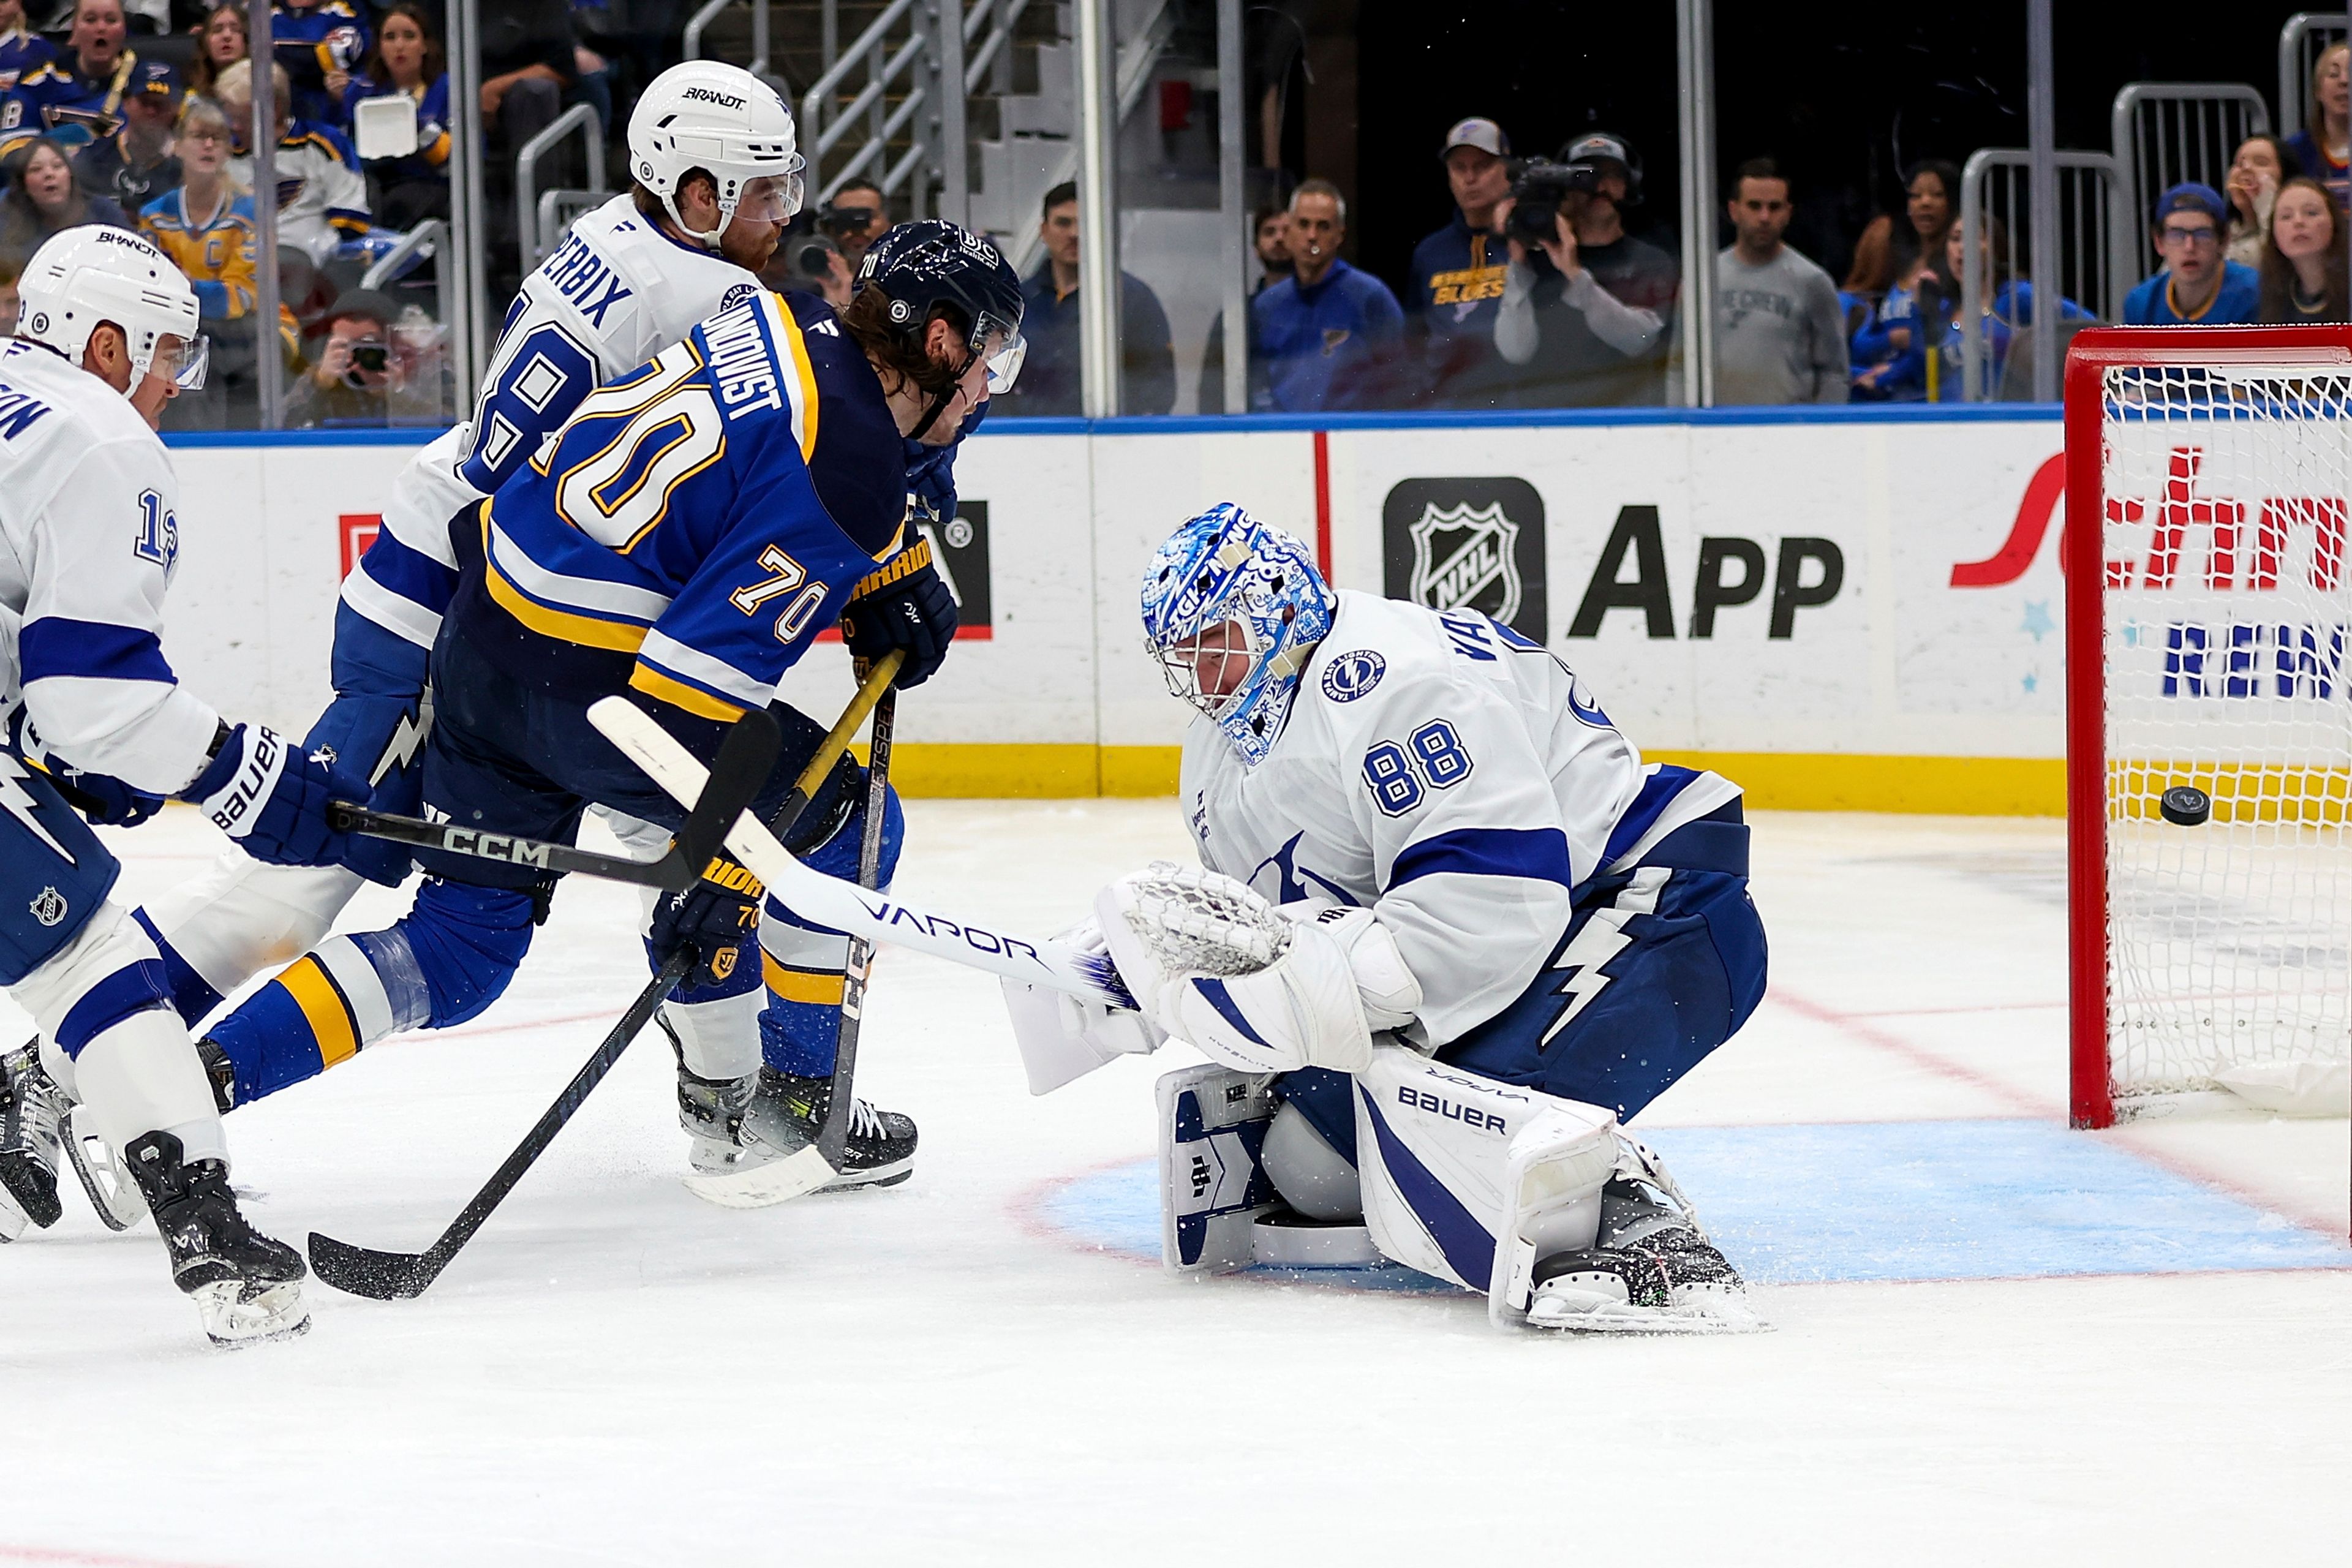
[1094,862,1422,1075]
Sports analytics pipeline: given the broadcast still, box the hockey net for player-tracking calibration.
[2066,327,2352,1126]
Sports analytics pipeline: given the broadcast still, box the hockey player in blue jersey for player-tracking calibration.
[0,227,371,1344]
[147,222,1023,1207]
[1008,504,1767,1332]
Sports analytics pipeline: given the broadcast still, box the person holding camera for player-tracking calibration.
[285,288,442,427]
[1491,132,1678,407]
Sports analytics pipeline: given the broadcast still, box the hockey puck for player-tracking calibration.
[2159,785,2213,826]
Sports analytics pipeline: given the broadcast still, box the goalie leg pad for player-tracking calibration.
[1156,1063,1279,1272]
[1349,1045,1618,1316]
[1260,1099,1361,1221]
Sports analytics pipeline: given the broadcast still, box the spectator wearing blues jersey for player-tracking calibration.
[1409,116,1516,409]
[1251,178,1406,411]
[2256,175,2350,323]
[218,57,371,267]
[72,56,179,217]
[187,3,247,103]
[336,3,448,230]
[0,0,139,156]
[2123,183,2259,325]
[0,0,56,98]
[271,0,368,128]
[2285,42,2351,210]
[0,136,130,270]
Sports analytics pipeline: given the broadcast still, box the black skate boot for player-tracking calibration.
[0,1040,67,1238]
[194,1037,237,1114]
[1525,1178,1758,1334]
[123,1131,310,1348]
[657,1014,757,1177]
[682,1067,917,1208]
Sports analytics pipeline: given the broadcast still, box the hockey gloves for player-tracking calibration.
[179,722,372,867]
[840,537,957,688]
[47,761,165,827]
[303,690,432,886]
[650,851,766,993]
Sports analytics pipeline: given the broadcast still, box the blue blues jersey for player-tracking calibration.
[273,1,369,125]
[0,26,55,95]
[0,46,138,153]
[2122,260,2261,326]
[449,290,908,722]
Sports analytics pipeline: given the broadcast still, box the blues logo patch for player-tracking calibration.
[1321,650,1385,702]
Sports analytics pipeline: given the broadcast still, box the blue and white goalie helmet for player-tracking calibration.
[1140,503,1335,767]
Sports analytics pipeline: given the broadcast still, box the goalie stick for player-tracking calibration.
[307,658,904,1298]
[589,696,1137,1011]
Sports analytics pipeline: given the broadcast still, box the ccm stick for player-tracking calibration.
[589,697,1136,1010]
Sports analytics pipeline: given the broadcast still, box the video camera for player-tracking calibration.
[1505,159,1601,244]
[814,200,880,240]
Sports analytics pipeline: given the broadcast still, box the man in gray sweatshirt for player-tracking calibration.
[1716,158,1849,404]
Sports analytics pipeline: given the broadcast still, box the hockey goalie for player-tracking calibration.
[1005,503,1770,1332]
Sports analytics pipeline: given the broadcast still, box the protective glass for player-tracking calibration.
[735,166,804,225]
[154,331,209,391]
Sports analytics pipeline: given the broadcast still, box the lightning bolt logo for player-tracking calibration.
[0,753,77,865]
[1539,867,1668,1049]
[365,688,434,788]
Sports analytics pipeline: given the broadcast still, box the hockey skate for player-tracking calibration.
[1525,1177,1763,1335]
[123,1131,310,1348]
[681,1066,916,1208]
[0,1040,67,1239]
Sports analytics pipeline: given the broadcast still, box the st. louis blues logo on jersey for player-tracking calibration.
[1321,649,1385,702]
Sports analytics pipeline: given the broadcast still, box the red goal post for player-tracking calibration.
[2064,326,2352,1129]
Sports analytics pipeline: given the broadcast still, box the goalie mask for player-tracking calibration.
[1140,503,1334,767]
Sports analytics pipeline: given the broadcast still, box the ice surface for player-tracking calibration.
[2,805,2345,1567]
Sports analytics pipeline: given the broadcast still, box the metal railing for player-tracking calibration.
[516,103,609,270]
[2110,83,2270,281]
[1958,148,2127,401]
[361,219,447,291]
[2279,12,2347,141]
[1004,0,1176,275]
[684,0,774,81]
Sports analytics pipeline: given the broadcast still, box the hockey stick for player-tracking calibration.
[326,802,707,890]
[306,660,904,1300]
[590,698,1136,1010]
[816,685,896,1172]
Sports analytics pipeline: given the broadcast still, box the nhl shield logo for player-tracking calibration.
[1381,478,1548,642]
[1407,502,1522,624]
[30,887,67,927]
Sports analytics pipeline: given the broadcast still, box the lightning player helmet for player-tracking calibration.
[15,225,207,390]
[628,61,805,247]
[1140,503,1335,768]
[855,219,1028,393]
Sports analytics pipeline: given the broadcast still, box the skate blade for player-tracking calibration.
[816,1159,913,1193]
[1526,1291,1768,1336]
[192,1280,312,1349]
[66,1109,148,1232]
[682,1143,837,1209]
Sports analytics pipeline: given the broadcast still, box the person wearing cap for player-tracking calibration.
[2123,183,2260,325]
[72,57,181,216]
[1408,116,1517,409]
[1493,130,1679,407]
[1250,176,1406,412]
[285,287,443,428]
[0,0,138,155]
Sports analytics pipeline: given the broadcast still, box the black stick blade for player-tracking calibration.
[308,1231,439,1300]
[673,710,782,875]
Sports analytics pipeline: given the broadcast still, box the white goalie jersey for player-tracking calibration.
[342,194,766,658]
[1181,592,1741,1046]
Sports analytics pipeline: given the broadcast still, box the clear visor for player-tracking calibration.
[734,166,805,225]
[976,320,1027,393]
[1150,619,1257,718]
[153,331,208,391]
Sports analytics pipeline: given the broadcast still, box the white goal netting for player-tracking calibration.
[2097,361,2352,1111]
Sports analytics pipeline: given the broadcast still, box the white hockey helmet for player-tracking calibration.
[628,61,805,247]
[17,225,207,390]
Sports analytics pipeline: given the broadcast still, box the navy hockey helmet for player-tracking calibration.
[854,219,1027,394]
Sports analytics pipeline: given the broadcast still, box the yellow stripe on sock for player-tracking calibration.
[277,956,361,1069]
[762,954,846,1006]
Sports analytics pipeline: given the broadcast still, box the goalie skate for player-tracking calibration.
[1525,1178,1762,1335]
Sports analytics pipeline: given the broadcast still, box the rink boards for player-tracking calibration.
[162,410,2108,811]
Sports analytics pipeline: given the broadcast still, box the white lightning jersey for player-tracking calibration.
[0,339,219,793]
[343,194,764,657]
[1181,592,1740,1046]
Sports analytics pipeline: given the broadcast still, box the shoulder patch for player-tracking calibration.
[1321,649,1385,703]
[720,281,758,311]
